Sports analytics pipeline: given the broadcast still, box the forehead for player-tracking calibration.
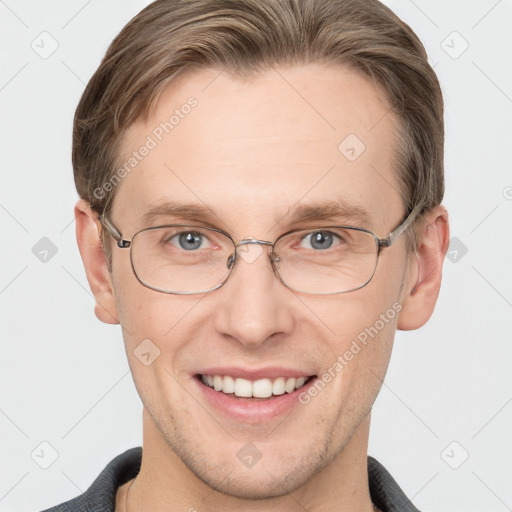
[114,63,403,234]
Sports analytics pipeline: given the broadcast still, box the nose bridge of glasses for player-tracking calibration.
[235,238,273,249]
[225,238,277,270]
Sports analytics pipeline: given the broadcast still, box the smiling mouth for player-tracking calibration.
[196,374,316,400]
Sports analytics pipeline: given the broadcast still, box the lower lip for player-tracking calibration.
[194,375,317,424]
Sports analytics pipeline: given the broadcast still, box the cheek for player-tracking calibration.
[116,289,196,345]
[111,267,209,379]
[112,284,201,407]
[330,298,397,374]
[310,273,403,399]
[110,253,178,338]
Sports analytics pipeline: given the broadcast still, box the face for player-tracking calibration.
[104,63,416,498]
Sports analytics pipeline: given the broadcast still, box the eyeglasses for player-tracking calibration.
[100,205,420,295]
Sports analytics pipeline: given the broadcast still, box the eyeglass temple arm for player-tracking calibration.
[100,214,132,248]
[378,204,422,248]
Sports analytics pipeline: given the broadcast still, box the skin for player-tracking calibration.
[75,63,449,511]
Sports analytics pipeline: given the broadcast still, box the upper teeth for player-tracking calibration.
[201,374,309,398]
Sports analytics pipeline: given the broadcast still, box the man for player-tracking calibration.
[44,0,449,510]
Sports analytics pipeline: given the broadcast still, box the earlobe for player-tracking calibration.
[75,199,120,325]
[397,205,450,331]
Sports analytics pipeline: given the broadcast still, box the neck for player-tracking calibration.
[120,409,376,512]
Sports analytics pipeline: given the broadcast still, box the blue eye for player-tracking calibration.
[170,231,207,251]
[301,231,341,250]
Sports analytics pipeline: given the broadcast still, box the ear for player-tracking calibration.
[75,199,119,324]
[397,205,450,330]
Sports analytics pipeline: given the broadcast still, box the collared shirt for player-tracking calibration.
[40,447,420,511]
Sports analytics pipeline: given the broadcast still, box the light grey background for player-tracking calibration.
[1,1,511,511]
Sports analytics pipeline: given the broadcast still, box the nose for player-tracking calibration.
[213,242,295,349]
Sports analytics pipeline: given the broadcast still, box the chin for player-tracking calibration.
[193,460,316,500]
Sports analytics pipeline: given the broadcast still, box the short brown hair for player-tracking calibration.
[73,0,444,260]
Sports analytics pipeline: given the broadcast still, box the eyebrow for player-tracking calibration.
[283,200,372,228]
[141,202,218,226]
[141,199,373,229]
